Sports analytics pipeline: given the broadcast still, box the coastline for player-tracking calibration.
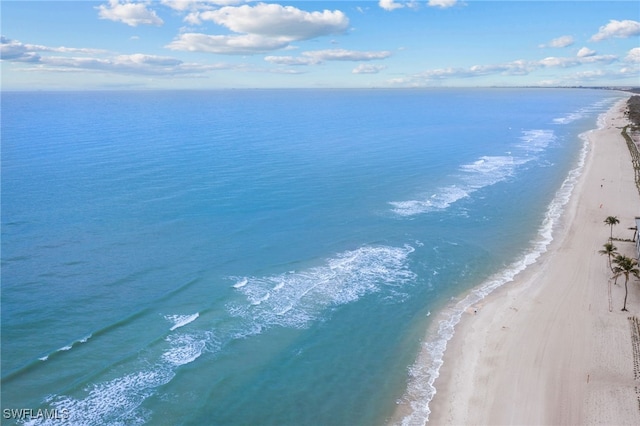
[396,96,640,425]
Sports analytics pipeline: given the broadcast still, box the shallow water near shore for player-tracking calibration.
[1,88,626,425]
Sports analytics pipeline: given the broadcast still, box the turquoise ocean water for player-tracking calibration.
[1,89,625,425]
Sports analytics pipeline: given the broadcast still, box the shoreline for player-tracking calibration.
[394,96,640,425]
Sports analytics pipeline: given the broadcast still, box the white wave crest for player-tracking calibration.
[165,313,199,331]
[33,330,214,426]
[232,278,248,288]
[35,245,415,425]
[33,370,168,426]
[553,111,584,124]
[228,245,416,330]
[391,155,524,216]
[397,123,592,426]
[553,97,619,125]
[517,129,556,153]
[162,334,206,367]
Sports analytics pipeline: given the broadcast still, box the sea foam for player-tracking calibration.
[33,244,416,425]
[390,127,560,217]
[517,129,556,153]
[166,313,199,331]
[162,334,207,366]
[34,330,215,426]
[228,244,416,331]
[397,113,596,426]
[7,90,624,426]
[390,153,528,216]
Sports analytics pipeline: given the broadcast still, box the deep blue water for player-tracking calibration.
[1,89,624,425]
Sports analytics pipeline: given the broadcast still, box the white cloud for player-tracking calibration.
[540,35,574,48]
[43,54,232,75]
[184,12,203,25]
[379,0,428,11]
[618,66,640,77]
[97,0,164,27]
[264,49,392,66]
[390,52,620,86]
[379,0,404,11]
[581,55,618,65]
[198,3,348,41]
[304,49,392,62]
[539,54,616,68]
[590,19,640,42]
[570,67,639,82]
[1,37,40,62]
[576,47,596,58]
[1,37,231,76]
[408,60,535,81]
[170,3,349,54]
[264,55,318,66]
[171,1,251,23]
[538,56,575,68]
[44,54,182,72]
[352,64,386,74]
[166,33,289,54]
[161,0,245,12]
[537,65,640,86]
[626,47,640,63]
[161,0,199,11]
[469,61,532,76]
[33,45,107,55]
[428,0,458,8]
[1,37,106,62]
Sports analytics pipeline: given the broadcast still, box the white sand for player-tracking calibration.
[427,97,640,425]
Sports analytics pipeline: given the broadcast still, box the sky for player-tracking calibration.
[1,0,639,90]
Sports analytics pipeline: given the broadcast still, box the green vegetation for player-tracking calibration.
[599,242,618,272]
[604,216,620,240]
[601,215,638,311]
[627,96,640,127]
[613,255,640,312]
[622,96,640,196]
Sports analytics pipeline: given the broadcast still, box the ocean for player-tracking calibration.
[1,88,626,425]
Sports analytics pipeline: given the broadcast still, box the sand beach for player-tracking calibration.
[428,96,640,425]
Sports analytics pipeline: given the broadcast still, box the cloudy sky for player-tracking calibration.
[1,0,638,90]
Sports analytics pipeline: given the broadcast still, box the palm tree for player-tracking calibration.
[612,255,640,311]
[599,242,618,272]
[604,216,620,240]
